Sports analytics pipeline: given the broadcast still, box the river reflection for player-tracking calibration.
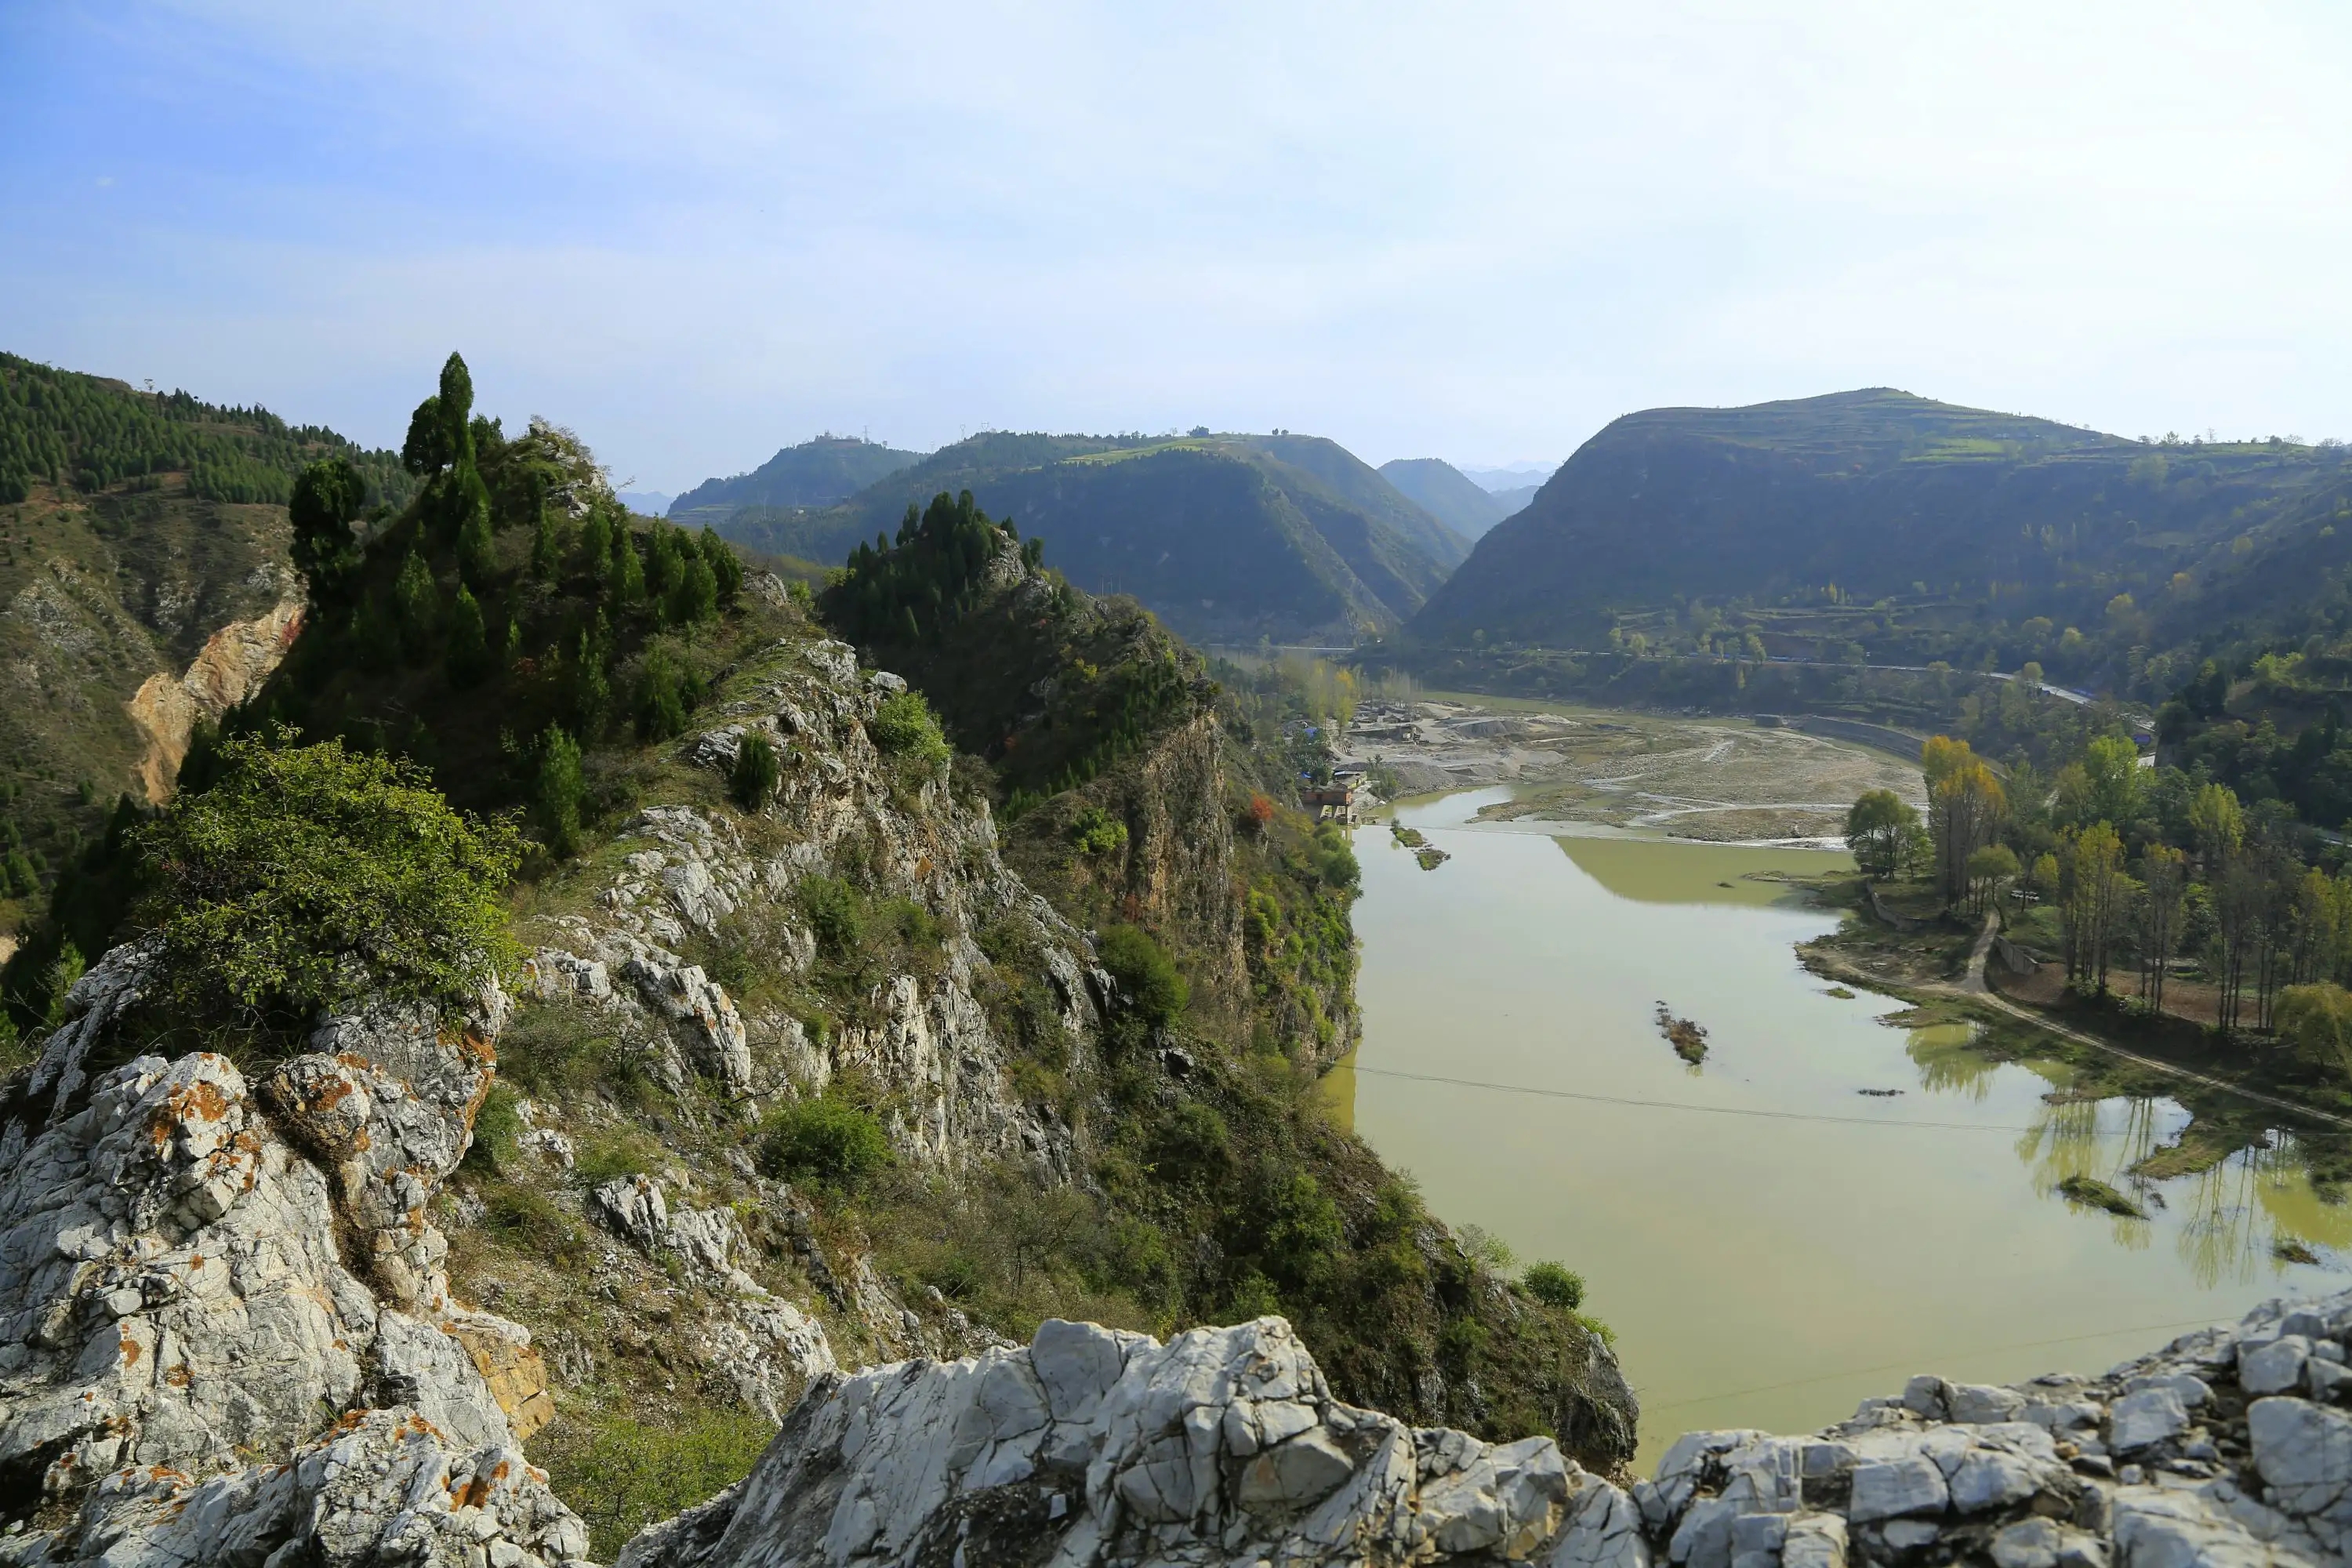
[1339,786,2349,1468]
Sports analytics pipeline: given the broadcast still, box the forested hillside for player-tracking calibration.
[666,434,920,523]
[1410,389,2352,702]
[1,357,1633,1551]
[0,353,414,927]
[1379,456,1512,537]
[711,430,1468,644]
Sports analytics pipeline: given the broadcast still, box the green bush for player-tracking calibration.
[798,874,862,956]
[546,1409,775,1559]
[755,1096,893,1189]
[1069,806,1128,858]
[1523,1261,1586,1311]
[731,733,780,811]
[133,730,521,1026]
[868,689,949,770]
[1096,924,1188,1026]
[463,1080,524,1173]
[533,725,586,855]
[573,1129,662,1185]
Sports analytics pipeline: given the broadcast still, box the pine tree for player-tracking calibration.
[533,725,585,855]
[446,583,490,688]
[673,553,718,626]
[289,456,368,599]
[607,525,645,612]
[393,549,438,661]
[637,646,688,739]
[458,502,496,588]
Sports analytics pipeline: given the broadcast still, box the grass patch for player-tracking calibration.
[2056,1174,2147,1219]
[543,1408,776,1559]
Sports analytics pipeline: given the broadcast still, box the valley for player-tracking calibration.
[1329,785,2344,1469]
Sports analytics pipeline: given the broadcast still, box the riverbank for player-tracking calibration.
[1342,695,1924,844]
[1338,786,2343,1466]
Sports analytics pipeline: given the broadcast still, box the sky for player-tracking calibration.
[4,2,2350,494]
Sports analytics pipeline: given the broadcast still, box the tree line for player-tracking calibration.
[1849,721,2352,1072]
[0,351,412,508]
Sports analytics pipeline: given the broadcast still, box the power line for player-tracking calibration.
[1345,1063,2130,1135]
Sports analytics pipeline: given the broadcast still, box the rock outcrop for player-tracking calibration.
[620,1289,2352,1568]
[0,953,591,1566]
[521,635,1102,1173]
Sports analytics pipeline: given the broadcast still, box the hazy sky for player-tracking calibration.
[5,2,2349,492]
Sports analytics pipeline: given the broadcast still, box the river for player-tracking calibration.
[1329,786,2349,1467]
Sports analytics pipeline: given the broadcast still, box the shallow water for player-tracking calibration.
[1334,786,2347,1468]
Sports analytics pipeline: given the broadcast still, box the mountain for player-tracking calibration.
[1410,388,2352,695]
[616,489,673,515]
[1488,482,1541,516]
[715,430,1470,644]
[1379,457,1512,538]
[1460,463,1556,492]
[0,351,413,923]
[669,434,922,520]
[0,355,1632,1557]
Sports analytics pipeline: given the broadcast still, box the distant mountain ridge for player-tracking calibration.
[1408,387,2352,697]
[706,429,1469,644]
[669,434,922,519]
[1377,458,1511,538]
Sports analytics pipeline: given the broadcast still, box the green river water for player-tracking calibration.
[1327,786,2350,1468]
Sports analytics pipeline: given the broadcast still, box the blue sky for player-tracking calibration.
[4,2,2350,493]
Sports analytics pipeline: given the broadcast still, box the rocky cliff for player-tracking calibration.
[615,1292,2352,1568]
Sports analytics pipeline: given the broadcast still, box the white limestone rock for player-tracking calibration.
[615,1316,1634,1568]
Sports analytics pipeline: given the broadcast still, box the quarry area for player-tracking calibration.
[1343,699,1928,843]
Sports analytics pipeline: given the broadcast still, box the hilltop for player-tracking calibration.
[1410,388,2352,700]
[667,434,922,523]
[702,430,1468,644]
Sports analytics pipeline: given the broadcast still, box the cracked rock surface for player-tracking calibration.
[0,950,592,1567]
[619,1289,2352,1568]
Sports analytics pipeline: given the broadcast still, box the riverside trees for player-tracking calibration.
[1859,717,2352,1047]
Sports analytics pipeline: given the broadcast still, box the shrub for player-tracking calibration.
[755,1097,892,1189]
[1069,806,1128,858]
[477,1181,586,1264]
[868,689,949,771]
[133,730,521,1026]
[1096,924,1187,1026]
[2278,982,2352,1075]
[731,732,780,811]
[463,1080,524,1173]
[545,1408,774,1559]
[798,874,862,956]
[1523,1261,1586,1310]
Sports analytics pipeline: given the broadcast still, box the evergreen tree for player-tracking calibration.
[531,505,562,579]
[578,503,612,576]
[289,456,368,599]
[646,523,684,606]
[699,527,744,606]
[446,583,490,688]
[606,524,646,612]
[568,612,612,735]
[731,733,780,811]
[401,394,452,477]
[673,553,718,626]
[533,725,585,855]
[393,548,438,660]
[458,502,496,588]
[637,647,688,740]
